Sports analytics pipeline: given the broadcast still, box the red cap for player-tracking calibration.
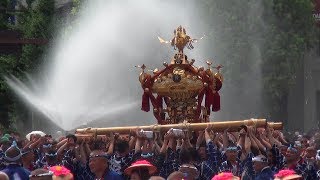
[274,169,302,180]
[124,160,157,175]
[211,172,240,180]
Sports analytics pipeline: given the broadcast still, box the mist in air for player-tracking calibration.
[6,0,266,131]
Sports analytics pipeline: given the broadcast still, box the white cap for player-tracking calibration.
[26,131,46,141]
[316,150,320,161]
[252,155,268,163]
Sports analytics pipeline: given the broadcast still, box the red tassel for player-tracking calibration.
[141,93,150,112]
[154,111,163,124]
[205,88,214,115]
[164,97,170,106]
[205,88,214,107]
[156,95,163,109]
[214,77,222,91]
[212,92,220,111]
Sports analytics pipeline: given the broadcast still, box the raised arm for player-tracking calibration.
[205,124,220,167]
[84,138,92,156]
[167,131,176,150]
[129,135,137,151]
[56,139,68,149]
[28,136,47,150]
[250,127,266,153]
[57,141,68,156]
[196,131,204,150]
[106,133,115,155]
[266,124,281,146]
[248,127,260,154]
[153,132,161,153]
[258,130,272,150]
[160,132,170,154]
[244,132,252,156]
[181,131,192,150]
[79,141,87,164]
[222,128,229,150]
[237,128,246,150]
[213,133,223,149]
[134,130,144,154]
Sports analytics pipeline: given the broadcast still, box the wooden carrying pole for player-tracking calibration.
[75,119,282,135]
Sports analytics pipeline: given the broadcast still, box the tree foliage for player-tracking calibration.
[0,0,55,129]
[198,0,317,124]
[262,0,317,123]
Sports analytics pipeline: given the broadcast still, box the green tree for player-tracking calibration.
[0,0,9,29]
[0,0,16,128]
[198,0,317,125]
[261,0,317,125]
[0,0,55,129]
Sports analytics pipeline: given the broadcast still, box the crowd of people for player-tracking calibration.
[0,124,319,180]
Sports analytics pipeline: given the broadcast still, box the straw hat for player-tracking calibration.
[26,131,46,141]
[124,160,157,175]
[274,170,302,180]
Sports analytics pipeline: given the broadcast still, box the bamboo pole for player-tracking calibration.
[75,119,282,135]
[75,134,128,142]
[268,122,282,131]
